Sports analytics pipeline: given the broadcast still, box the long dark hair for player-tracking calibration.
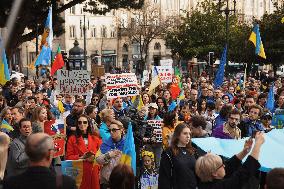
[109,164,135,189]
[170,123,195,156]
[163,112,176,129]
[75,114,94,139]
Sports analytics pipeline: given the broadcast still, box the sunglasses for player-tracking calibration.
[92,98,99,101]
[108,128,120,133]
[78,121,88,124]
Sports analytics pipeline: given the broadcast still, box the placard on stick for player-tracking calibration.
[56,70,90,95]
[147,120,163,143]
[105,73,139,98]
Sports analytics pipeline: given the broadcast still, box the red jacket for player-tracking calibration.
[66,134,102,189]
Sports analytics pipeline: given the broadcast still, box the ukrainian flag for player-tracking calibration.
[0,120,13,133]
[120,123,136,175]
[266,83,275,112]
[149,66,161,94]
[0,38,10,86]
[249,24,266,59]
[35,7,53,66]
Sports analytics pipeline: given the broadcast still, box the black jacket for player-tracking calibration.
[198,155,260,189]
[158,148,198,189]
[3,166,77,189]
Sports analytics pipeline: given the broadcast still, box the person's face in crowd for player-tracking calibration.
[258,98,266,106]
[64,95,73,103]
[244,97,255,109]
[24,89,33,99]
[201,101,207,110]
[78,116,89,133]
[235,101,242,110]
[76,95,84,100]
[180,106,189,117]
[113,98,123,111]
[43,81,49,89]
[190,89,198,101]
[109,123,122,142]
[143,155,153,170]
[91,78,97,85]
[4,109,12,122]
[11,108,24,124]
[207,89,213,97]
[228,87,234,94]
[89,108,97,119]
[143,94,150,104]
[106,99,113,108]
[30,80,36,89]
[185,91,190,99]
[249,108,260,121]
[0,98,4,107]
[214,89,222,98]
[149,107,157,117]
[178,127,191,146]
[201,87,208,97]
[228,114,240,128]
[106,110,115,121]
[28,99,37,109]
[53,80,58,86]
[11,86,18,94]
[72,102,85,115]
[163,90,171,101]
[56,95,63,101]
[19,121,32,137]
[138,108,147,118]
[43,92,48,99]
[157,98,164,108]
[91,96,99,105]
[39,108,48,122]
[261,116,272,128]
[35,93,43,104]
[222,96,230,104]
[191,104,198,112]
[213,156,226,179]
[278,96,284,106]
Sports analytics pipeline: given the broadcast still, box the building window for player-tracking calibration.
[154,42,161,50]
[110,29,115,38]
[153,0,158,3]
[101,26,107,38]
[91,27,96,37]
[122,44,128,53]
[70,26,76,38]
[70,6,75,14]
[80,27,84,38]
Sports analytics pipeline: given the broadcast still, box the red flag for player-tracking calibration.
[51,46,64,76]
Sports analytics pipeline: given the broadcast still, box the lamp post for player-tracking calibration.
[80,15,89,70]
[217,0,236,71]
[26,44,29,78]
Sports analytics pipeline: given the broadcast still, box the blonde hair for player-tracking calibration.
[101,108,114,122]
[110,120,124,130]
[195,153,223,182]
[0,132,10,179]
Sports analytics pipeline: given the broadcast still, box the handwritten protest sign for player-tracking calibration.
[105,73,139,98]
[147,120,163,143]
[140,174,158,189]
[56,70,90,95]
[160,59,173,67]
[153,66,173,83]
[44,119,66,157]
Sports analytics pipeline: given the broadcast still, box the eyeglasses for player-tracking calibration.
[108,128,120,133]
[78,121,88,124]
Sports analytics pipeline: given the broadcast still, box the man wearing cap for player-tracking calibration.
[144,103,161,120]
[260,111,273,132]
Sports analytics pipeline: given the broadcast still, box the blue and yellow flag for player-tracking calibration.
[214,46,227,89]
[266,83,275,112]
[0,38,10,86]
[0,120,13,133]
[120,123,136,175]
[149,66,161,94]
[249,24,266,59]
[35,7,53,66]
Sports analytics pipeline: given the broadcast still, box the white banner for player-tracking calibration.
[152,66,173,83]
[56,70,90,95]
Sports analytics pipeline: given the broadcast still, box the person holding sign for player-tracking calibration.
[66,114,102,189]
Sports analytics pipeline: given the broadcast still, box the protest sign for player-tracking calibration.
[140,174,158,189]
[44,119,65,136]
[53,136,65,158]
[153,66,173,83]
[142,70,149,87]
[147,120,163,143]
[56,70,90,95]
[160,59,173,67]
[105,73,139,98]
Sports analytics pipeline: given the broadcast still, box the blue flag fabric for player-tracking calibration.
[0,38,10,86]
[266,83,275,112]
[120,123,136,175]
[214,46,227,89]
[192,129,284,172]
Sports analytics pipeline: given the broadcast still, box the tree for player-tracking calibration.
[0,0,144,57]
[119,1,172,70]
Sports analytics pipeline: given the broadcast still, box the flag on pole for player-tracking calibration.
[0,120,13,133]
[213,46,227,89]
[51,46,64,76]
[137,95,144,111]
[249,24,266,59]
[120,123,136,175]
[34,7,53,66]
[243,64,247,89]
[149,66,161,94]
[266,82,275,112]
[0,38,10,86]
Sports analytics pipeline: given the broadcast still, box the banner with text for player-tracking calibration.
[147,120,163,143]
[153,66,173,83]
[105,73,139,98]
[56,70,90,95]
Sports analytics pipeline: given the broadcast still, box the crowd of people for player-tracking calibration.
[0,69,284,189]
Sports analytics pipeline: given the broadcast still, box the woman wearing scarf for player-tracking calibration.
[96,120,125,189]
